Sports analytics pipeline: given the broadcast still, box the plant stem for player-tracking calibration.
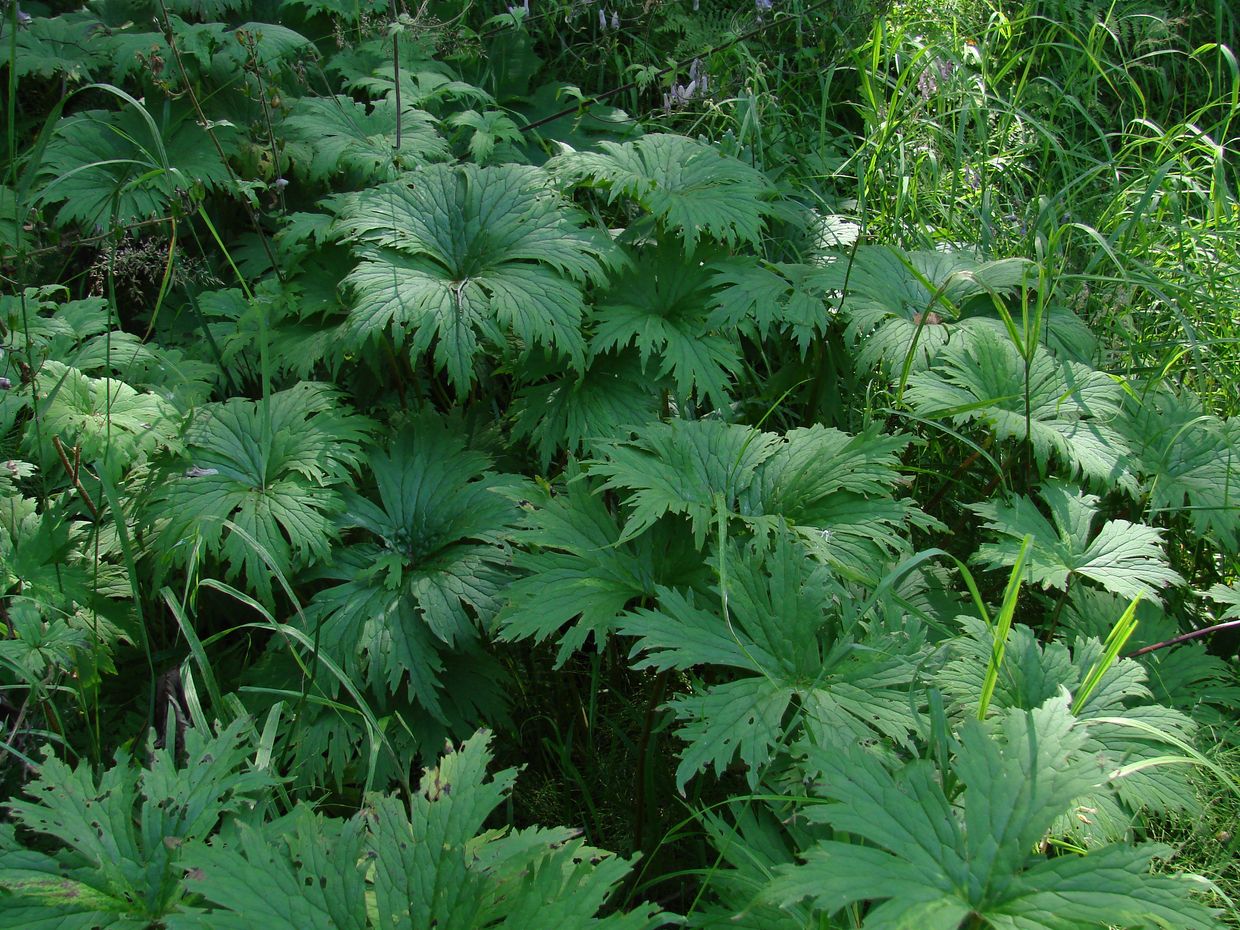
[1127,619,1240,658]
[632,668,669,853]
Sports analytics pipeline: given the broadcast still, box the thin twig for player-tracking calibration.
[391,0,402,151]
[52,436,100,519]
[4,215,175,260]
[1126,619,1240,657]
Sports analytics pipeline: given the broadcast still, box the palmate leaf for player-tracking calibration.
[148,383,371,604]
[590,419,928,575]
[970,480,1183,604]
[1,12,107,80]
[24,361,181,479]
[105,19,227,83]
[2,496,97,626]
[590,418,781,549]
[622,533,926,791]
[906,327,1134,490]
[0,719,272,929]
[510,349,662,467]
[767,698,1222,930]
[497,461,708,664]
[105,19,310,84]
[938,618,1199,843]
[1207,581,1240,621]
[242,644,508,794]
[0,612,89,682]
[550,133,779,251]
[707,257,840,353]
[446,109,525,165]
[348,68,495,112]
[179,731,660,930]
[163,0,246,20]
[37,104,238,231]
[831,245,1035,374]
[303,419,528,713]
[740,423,933,574]
[283,95,449,184]
[0,289,112,372]
[687,806,806,930]
[341,164,618,391]
[1117,386,1240,552]
[591,245,742,409]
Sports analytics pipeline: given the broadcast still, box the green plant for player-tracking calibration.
[1,0,1237,925]
[768,698,1222,929]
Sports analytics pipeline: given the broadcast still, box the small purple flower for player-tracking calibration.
[755,0,773,11]
[599,8,607,29]
[0,377,11,390]
[16,9,32,26]
[610,10,619,29]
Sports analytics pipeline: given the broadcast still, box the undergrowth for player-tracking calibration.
[1,0,1238,926]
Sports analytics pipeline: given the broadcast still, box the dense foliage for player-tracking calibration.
[1,0,1238,926]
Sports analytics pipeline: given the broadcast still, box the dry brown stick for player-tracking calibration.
[52,436,99,519]
[1126,619,1240,658]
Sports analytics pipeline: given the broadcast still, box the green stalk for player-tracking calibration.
[978,534,1032,720]
[1072,596,1141,715]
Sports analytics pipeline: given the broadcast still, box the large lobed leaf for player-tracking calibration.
[148,383,372,604]
[970,480,1183,604]
[767,698,1221,929]
[283,95,449,183]
[906,327,1133,490]
[550,133,779,251]
[1117,386,1240,553]
[37,104,239,231]
[622,533,927,791]
[341,163,619,391]
[0,720,273,928]
[179,731,661,930]
[304,418,528,715]
[590,419,929,575]
[591,245,743,409]
[937,617,1199,843]
[497,461,709,664]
